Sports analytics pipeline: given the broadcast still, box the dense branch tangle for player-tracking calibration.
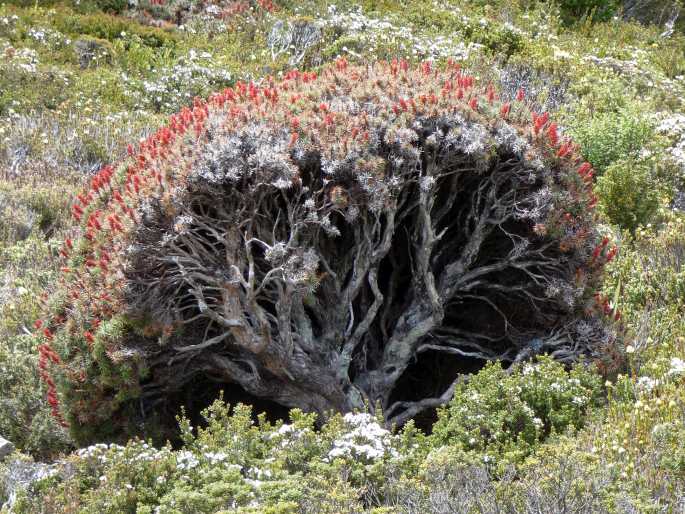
[39,59,610,436]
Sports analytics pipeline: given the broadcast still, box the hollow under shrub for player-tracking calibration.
[35,59,614,442]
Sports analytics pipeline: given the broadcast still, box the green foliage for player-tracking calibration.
[570,107,654,175]
[92,0,128,14]
[431,357,603,465]
[52,10,178,48]
[595,157,661,233]
[557,0,618,25]
[0,235,72,458]
[0,63,70,115]
[0,333,71,458]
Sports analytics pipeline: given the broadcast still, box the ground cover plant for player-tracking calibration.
[1,0,685,512]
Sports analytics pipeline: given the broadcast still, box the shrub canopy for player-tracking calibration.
[36,59,614,441]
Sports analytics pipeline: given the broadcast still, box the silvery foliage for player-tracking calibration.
[438,118,490,157]
[544,278,580,309]
[495,122,529,155]
[499,64,569,112]
[194,119,294,189]
[268,19,322,66]
[524,186,554,223]
[284,249,320,291]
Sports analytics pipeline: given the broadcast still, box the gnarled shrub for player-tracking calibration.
[36,60,613,441]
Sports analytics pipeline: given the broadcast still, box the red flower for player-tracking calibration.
[547,123,559,147]
[577,162,592,177]
[486,84,495,104]
[532,112,549,135]
[556,141,571,158]
[499,102,510,118]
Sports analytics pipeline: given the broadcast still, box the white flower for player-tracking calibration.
[668,357,685,376]
[327,412,397,462]
[636,376,657,392]
[176,450,199,470]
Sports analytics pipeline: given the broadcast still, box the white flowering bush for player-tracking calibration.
[431,356,603,465]
[6,400,426,512]
[128,50,233,113]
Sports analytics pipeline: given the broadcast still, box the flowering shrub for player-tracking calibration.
[0,363,606,513]
[32,58,615,442]
[6,400,425,512]
[430,356,603,465]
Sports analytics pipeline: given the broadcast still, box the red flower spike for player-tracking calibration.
[547,123,559,147]
[533,112,549,135]
[499,102,510,118]
[486,85,495,104]
[556,142,571,158]
[516,88,525,102]
[577,162,593,177]
[469,97,479,111]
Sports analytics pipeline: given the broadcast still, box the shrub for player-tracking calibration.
[0,235,73,458]
[7,401,426,512]
[35,59,612,443]
[569,107,654,175]
[52,11,178,48]
[595,157,661,233]
[557,0,619,24]
[93,0,128,14]
[430,356,604,465]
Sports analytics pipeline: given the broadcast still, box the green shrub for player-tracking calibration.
[11,402,427,512]
[595,157,661,233]
[52,11,177,48]
[557,0,618,24]
[0,236,73,458]
[93,0,128,14]
[570,107,654,175]
[430,357,604,465]
[0,333,72,458]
